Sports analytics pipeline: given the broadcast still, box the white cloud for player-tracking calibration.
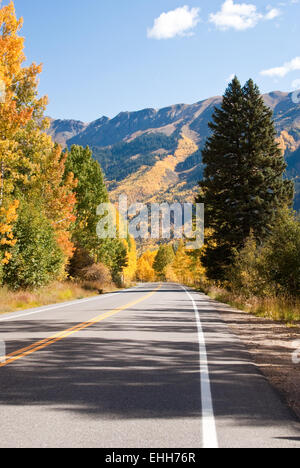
[265,8,281,20]
[209,0,281,31]
[147,6,200,40]
[261,57,300,78]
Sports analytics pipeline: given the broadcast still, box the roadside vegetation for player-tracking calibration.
[196,78,300,323]
[0,2,136,311]
[138,78,300,324]
[0,2,299,324]
[0,282,99,315]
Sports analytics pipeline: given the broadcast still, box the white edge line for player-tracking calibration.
[0,287,140,322]
[181,285,219,449]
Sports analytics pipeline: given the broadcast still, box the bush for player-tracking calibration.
[68,248,94,279]
[81,263,112,285]
[3,203,64,289]
[264,210,300,297]
[227,233,271,297]
[228,210,300,298]
[70,251,113,292]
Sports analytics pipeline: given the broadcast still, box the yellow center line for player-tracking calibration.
[0,284,161,368]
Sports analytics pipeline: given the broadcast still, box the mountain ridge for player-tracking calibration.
[47,90,300,209]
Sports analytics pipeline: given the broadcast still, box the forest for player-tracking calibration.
[0,2,299,323]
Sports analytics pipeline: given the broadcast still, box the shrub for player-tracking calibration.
[228,210,300,298]
[81,263,112,285]
[263,210,300,297]
[227,233,271,298]
[68,248,94,279]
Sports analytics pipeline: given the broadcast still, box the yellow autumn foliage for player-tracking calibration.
[0,199,18,264]
[110,135,198,204]
[122,235,137,284]
[136,250,157,282]
[165,241,206,286]
[276,130,298,155]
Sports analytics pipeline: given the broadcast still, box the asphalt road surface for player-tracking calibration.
[0,283,299,448]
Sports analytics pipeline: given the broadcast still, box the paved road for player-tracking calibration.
[0,283,299,448]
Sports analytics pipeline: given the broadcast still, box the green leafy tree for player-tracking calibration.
[263,209,300,297]
[227,232,270,297]
[228,210,300,298]
[197,77,294,281]
[98,238,128,284]
[65,145,128,282]
[153,245,175,280]
[3,202,64,289]
[65,145,109,254]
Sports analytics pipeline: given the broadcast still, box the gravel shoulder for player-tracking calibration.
[212,299,300,420]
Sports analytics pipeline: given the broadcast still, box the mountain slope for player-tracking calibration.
[48,91,300,207]
[109,135,198,204]
[47,118,88,147]
[287,146,300,210]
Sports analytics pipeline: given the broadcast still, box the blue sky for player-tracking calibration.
[12,0,300,122]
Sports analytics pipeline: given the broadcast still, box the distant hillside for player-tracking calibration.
[47,118,88,147]
[48,91,300,208]
[287,146,300,210]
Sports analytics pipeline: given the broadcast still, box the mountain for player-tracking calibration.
[48,91,300,209]
[47,118,88,147]
[286,146,300,210]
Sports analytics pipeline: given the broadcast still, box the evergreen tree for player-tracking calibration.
[197,77,294,281]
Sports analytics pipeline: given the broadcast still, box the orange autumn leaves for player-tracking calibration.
[0,2,77,268]
[0,2,46,141]
[42,146,77,260]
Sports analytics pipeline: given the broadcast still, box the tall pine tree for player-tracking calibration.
[197,77,294,281]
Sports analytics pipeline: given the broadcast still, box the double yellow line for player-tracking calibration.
[0,284,161,368]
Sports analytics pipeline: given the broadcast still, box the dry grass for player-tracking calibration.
[0,281,115,315]
[203,286,300,324]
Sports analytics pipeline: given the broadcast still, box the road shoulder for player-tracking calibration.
[205,296,300,420]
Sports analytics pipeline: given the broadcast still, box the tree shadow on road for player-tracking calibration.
[0,289,299,432]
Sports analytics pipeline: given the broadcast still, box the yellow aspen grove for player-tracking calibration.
[136,250,157,282]
[0,1,49,272]
[122,236,137,284]
[0,1,77,279]
[0,1,48,203]
[164,241,206,286]
[0,198,18,265]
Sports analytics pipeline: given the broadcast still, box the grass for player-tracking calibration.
[0,281,113,315]
[200,285,300,324]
